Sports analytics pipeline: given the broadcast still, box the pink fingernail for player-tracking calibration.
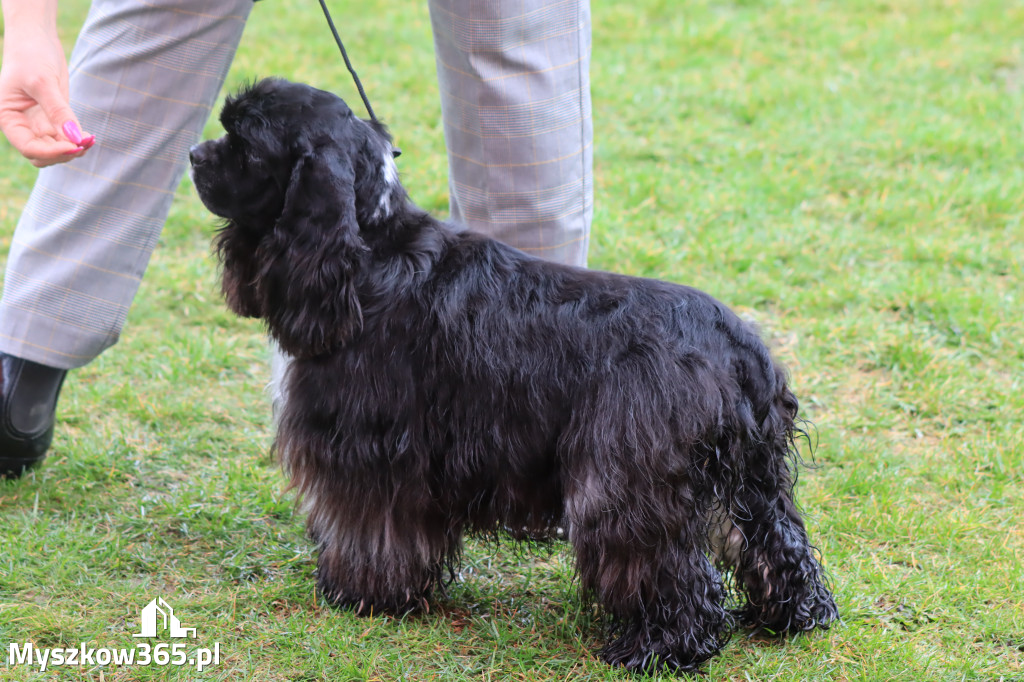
[61,146,86,156]
[80,134,96,148]
[62,120,83,144]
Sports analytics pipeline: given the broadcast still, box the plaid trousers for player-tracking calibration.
[428,0,593,265]
[0,0,593,370]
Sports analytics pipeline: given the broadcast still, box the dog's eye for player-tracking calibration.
[228,136,264,168]
[225,137,257,169]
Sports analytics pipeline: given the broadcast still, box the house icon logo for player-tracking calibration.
[132,597,197,639]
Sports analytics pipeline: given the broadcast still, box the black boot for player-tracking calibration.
[0,353,67,478]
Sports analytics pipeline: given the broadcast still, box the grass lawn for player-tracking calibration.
[2,0,1022,679]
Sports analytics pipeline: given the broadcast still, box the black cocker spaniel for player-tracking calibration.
[190,78,837,673]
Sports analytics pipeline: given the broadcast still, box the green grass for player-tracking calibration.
[2,0,1023,679]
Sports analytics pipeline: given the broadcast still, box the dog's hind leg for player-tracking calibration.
[712,383,839,635]
[715,493,837,635]
[717,477,838,634]
[559,353,741,671]
[565,465,730,673]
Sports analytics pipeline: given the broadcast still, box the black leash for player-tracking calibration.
[317,0,378,124]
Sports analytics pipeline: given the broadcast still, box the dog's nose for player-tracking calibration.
[188,145,199,166]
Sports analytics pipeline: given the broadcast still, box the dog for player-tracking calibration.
[190,78,838,672]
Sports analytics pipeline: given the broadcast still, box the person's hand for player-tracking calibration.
[0,23,94,167]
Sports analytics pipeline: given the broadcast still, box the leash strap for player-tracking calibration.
[317,0,378,124]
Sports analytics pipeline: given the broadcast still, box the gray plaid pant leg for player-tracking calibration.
[428,0,593,267]
[0,0,252,370]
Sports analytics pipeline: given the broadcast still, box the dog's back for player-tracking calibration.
[317,223,797,531]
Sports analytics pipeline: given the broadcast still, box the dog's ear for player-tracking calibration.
[257,146,367,357]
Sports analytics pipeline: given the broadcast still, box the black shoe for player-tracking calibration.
[0,353,67,478]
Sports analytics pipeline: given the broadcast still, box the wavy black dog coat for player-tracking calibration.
[191,78,838,672]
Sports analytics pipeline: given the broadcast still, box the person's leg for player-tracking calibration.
[427,0,593,267]
[0,0,254,476]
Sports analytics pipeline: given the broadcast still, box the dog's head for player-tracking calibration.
[190,78,402,357]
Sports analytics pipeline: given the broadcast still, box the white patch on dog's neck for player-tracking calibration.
[371,151,399,222]
[269,340,291,427]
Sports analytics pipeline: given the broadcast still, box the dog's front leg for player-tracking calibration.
[301,474,461,616]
